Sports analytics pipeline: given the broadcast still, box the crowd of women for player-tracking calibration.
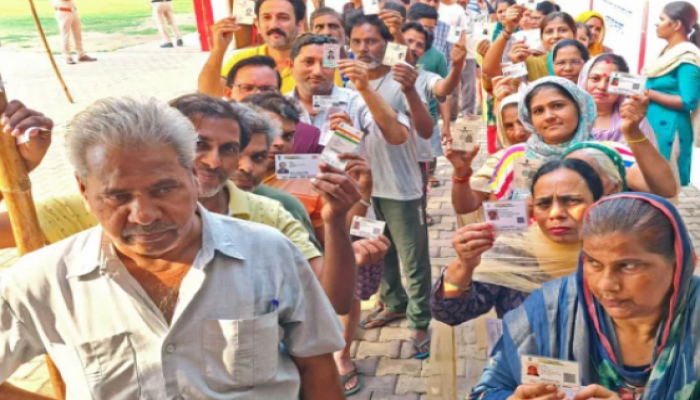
[431,1,700,399]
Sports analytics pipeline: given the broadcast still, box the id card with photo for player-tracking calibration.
[485,318,503,356]
[503,62,528,79]
[451,118,479,152]
[275,154,321,179]
[521,355,580,396]
[312,95,336,111]
[323,44,340,68]
[483,200,529,232]
[350,216,386,239]
[447,25,463,44]
[516,0,542,9]
[320,123,363,169]
[513,158,544,190]
[513,29,542,50]
[607,72,647,96]
[233,0,256,25]
[383,43,408,67]
[362,0,380,14]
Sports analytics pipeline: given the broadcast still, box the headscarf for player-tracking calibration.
[470,193,700,400]
[496,94,521,149]
[576,11,607,56]
[563,141,630,191]
[578,55,658,146]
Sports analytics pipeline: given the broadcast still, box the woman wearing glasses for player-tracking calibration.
[548,38,589,83]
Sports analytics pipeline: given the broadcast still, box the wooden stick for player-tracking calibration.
[27,0,74,104]
[0,74,66,399]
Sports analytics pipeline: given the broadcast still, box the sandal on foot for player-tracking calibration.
[409,337,431,360]
[359,308,406,329]
[341,364,364,397]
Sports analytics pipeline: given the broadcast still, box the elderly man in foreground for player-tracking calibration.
[0,97,346,399]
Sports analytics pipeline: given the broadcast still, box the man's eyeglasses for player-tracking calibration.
[231,84,279,94]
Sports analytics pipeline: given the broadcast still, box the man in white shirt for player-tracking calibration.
[0,97,345,399]
[51,0,96,65]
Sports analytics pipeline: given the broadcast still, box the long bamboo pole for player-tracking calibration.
[27,0,74,104]
[0,74,66,399]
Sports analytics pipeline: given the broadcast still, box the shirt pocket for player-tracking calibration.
[74,332,141,400]
[202,312,279,391]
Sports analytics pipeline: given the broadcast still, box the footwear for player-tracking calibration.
[359,308,406,329]
[429,177,440,188]
[161,42,174,48]
[176,38,183,46]
[409,337,431,360]
[340,363,364,397]
[66,58,76,65]
[78,55,96,62]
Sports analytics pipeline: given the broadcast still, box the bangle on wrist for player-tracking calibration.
[502,29,513,40]
[625,135,648,144]
[359,198,372,208]
[452,170,472,184]
[444,270,472,292]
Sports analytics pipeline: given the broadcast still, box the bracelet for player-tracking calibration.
[452,171,472,184]
[502,29,513,40]
[444,270,472,292]
[359,198,372,208]
[626,136,648,144]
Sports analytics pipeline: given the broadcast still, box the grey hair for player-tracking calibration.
[572,148,622,194]
[66,97,197,181]
[231,102,281,148]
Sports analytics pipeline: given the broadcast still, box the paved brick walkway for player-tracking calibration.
[2,37,700,399]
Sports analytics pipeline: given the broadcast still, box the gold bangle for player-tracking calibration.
[444,270,472,292]
[626,136,649,144]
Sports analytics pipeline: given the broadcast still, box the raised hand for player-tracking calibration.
[1,100,53,173]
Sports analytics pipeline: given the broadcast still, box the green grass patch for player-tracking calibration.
[0,0,195,43]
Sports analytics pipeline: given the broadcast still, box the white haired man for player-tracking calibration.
[0,97,345,399]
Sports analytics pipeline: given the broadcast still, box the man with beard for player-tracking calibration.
[0,97,346,399]
[344,13,464,361]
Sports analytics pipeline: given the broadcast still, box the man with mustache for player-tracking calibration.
[0,97,346,399]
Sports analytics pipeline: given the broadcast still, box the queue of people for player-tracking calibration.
[1,0,700,399]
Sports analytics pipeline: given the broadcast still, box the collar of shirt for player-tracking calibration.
[64,205,245,279]
[225,181,251,219]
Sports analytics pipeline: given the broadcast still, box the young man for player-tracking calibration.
[198,0,307,95]
[51,0,96,65]
[414,0,453,65]
[0,97,345,400]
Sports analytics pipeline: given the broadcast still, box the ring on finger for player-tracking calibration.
[459,235,466,244]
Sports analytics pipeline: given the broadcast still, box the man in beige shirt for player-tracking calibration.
[0,97,345,399]
[51,0,96,64]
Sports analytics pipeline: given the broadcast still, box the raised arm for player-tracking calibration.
[392,63,433,140]
[446,142,487,214]
[338,60,409,145]
[435,35,468,97]
[481,5,524,78]
[197,17,239,97]
[622,95,678,198]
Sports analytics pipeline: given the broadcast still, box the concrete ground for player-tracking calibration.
[1,35,700,399]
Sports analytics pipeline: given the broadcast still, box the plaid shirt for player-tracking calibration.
[433,20,454,67]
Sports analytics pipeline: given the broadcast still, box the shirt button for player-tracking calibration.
[165,344,176,354]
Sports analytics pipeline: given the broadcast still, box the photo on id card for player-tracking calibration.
[521,355,580,390]
[483,200,528,232]
[383,43,407,67]
[234,0,255,25]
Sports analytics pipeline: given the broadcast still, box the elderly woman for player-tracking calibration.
[490,77,676,201]
[470,193,700,400]
[578,54,657,145]
[432,158,604,323]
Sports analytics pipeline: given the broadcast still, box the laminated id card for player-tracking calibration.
[233,0,255,25]
[483,200,529,232]
[607,72,647,96]
[383,43,408,66]
[521,355,580,398]
[350,216,386,239]
[503,62,528,79]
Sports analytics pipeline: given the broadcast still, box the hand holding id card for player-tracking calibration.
[607,72,647,97]
[320,123,363,169]
[383,43,408,67]
[350,216,386,239]
[483,200,529,232]
[275,154,321,179]
[521,355,580,398]
[451,118,479,152]
[233,0,255,25]
[503,62,528,79]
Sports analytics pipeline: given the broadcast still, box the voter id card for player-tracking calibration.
[275,154,321,179]
[233,0,255,25]
[607,72,647,96]
[503,62,528,79]
[447,25,463,44]
[513,158,544,190]
[362,0,380,14]
[521,355,580,397]
[323,44,340,68]
[350,216,386,239]
[451,118,479,152]
[320,123,363,169]
[513,29,542,50]
[383,43,408,67]
[483,200,529,232]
